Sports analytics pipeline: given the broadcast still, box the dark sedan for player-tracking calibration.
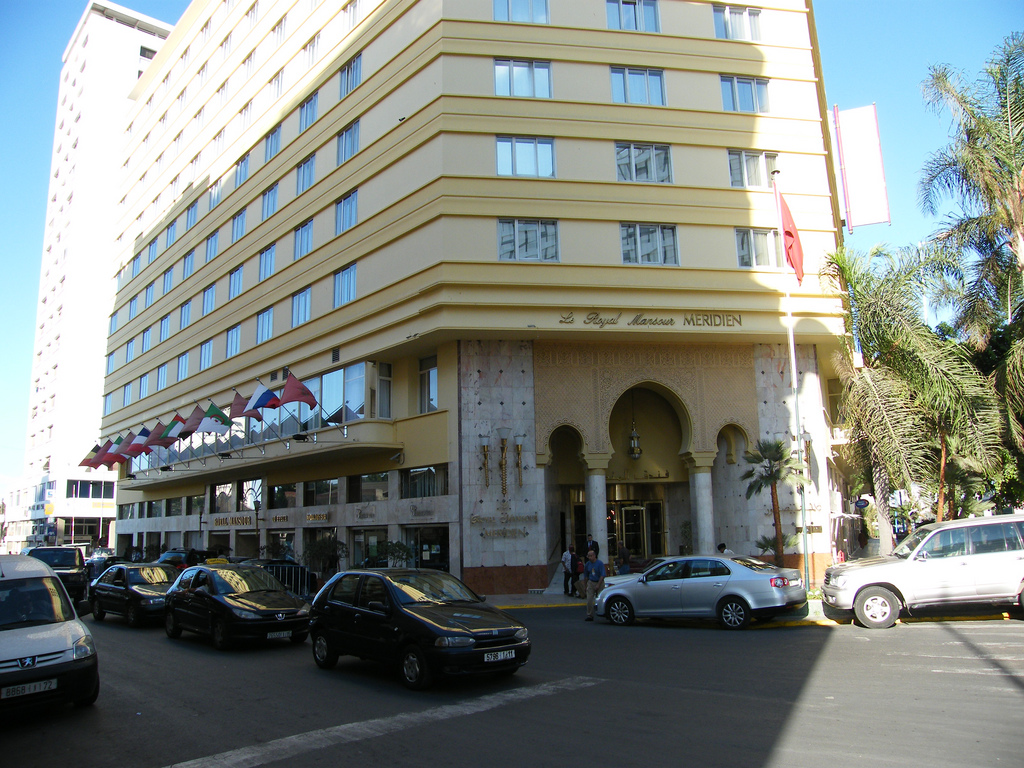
[310,569,530,689]
[90,563,179,627]
[164,564,310,650]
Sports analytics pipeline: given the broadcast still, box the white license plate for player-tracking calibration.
[2,679,57,700]
[267,630,291,640]
[484,650,516,663]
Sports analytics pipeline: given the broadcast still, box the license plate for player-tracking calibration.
[2,679,57,700]
[484,650,516,663]
[267,630,291,639]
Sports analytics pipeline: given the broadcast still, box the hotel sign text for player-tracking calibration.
[559,310,742,328]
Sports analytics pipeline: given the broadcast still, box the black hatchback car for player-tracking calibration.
[310,569,531,689]
[90,563,179,627]
[164,564,311,650]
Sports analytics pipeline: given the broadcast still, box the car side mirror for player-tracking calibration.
[915,551,929,561]
[76,599,93,617]
[638,575,647,584]
[368,600,389,615]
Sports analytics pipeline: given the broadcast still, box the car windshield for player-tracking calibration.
[210,567,284,595]
[30,549,83,568]
[0,577,76,629]
[128,565,178,585]
[90,548,114,559]
[390,572,482,605]
[893,528,931,558]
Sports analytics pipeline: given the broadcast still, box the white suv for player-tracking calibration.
[822,514,1024,628]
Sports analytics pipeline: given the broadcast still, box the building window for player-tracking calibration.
[166,221,177,247]
[607,0,659,31]
[122,382,132,407]
[294,219,314,260]
[498,219,559,261]
[616,142,672,182]
[209,178,222,207]
[235,153,249,187]
[735,228,780,267]
[186,202,198,229]
[159,314,170,341]
[144,282,155,307]
[202,285,216,315]
[299,93,318,132]
[335,191,358,234]
[728,149,777,188]
[259,245,276,281]
[180,300,191,329]
[200,340,212,371]
[273,17,286,46]
[205,231,219,262]
[106,353,115,374]
[231,210,246,242]
[182,250,194,278]
[131,254,141,277]
[296,154,316,194]
[157,363,167,390]
[493,0,548,23]
[401,465,448,498]
[226,325,240,358]
[291,287,311,327]
[303,34,320,68]
[261,184,279,221]
[334,264,356,307]
[128,296,138,320]
[337,120,359,165]
[139,373,149,399]
[339,54,362,99]
[721,75,769,113]
[162,267,174,294]
[611,67,665,105]
[229,266,243,299]
[148,238,158,263]
[496,136,554,177]
[103,393,112,416]
[714,5,761,40]
[141,327,151,353]
[270,483,297,509]
[256,307,273,343]
[419,355,438,413]
[377,362,392,419]
[265,124,281,162]
[621,223,678,265]
[494,59,551,98]
[303,478,338,507]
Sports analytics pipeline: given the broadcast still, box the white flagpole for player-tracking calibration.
[772,170,811,590]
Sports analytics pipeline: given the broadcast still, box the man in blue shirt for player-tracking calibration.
[583,549,605,621]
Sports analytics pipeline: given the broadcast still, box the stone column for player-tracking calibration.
[686,453,717,555]
[586,469,608,557]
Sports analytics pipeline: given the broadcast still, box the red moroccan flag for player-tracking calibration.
[774,185,804,285]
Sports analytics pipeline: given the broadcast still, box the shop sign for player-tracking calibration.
[271,514,290,524]
[212,515,252,527]
[306,512,330,523]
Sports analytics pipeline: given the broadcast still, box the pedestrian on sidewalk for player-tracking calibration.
[585,533,600,558]
[617,541,631,574]
[583,549,605,621]
[561,544,576,596]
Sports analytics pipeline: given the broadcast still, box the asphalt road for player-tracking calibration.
[4,607,1024,767]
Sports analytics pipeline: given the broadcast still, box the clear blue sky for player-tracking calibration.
[0,1,1018,493]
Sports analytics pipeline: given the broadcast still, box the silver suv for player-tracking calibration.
[822,514,1024,628]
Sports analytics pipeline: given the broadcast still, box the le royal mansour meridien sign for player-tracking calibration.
[559,310,743,329]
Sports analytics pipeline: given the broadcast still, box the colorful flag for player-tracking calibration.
[230,392,251,420]
[100,436,129,466]
[142,422,166,451]
[89,440,114,468]
[198,403,232,435]
[158,414,188,445]
[79,444,101,468]
[244,383,280,414]
[773,184,805,284]
[280,372,318,408]
[178,405,206,439]
[124,428,152,456]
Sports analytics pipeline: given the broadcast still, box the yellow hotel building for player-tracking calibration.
[102,0,853,593]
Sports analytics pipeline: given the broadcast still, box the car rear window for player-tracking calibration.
[30,549,84,568]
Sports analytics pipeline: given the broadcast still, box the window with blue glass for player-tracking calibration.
[166,220,177,247]
[339,54,362,99]
[226,325,240,358]
[229,266,243,299]
[162,267,174,294]
[157,363,167,390]
[265,124,281,162]
[199,340,212,371]
[126,338,135,362]
[147,238,158,263]
[144,282,154,307]
[256,307,273,343]
[177,352,189,381]
[180,300,191,329]
[182,250,194,278]
[232,210,246,242]
[611,67,665,105]
[334,263,356,308]
[299,92,319,131]
[606,0,659,31]
[159,314,170,341]
[235,153,249,187]
[139,373,149,399]
[296,154,316,194]
[128,296,138,320]
[291,287,311,327]
[205,231,219,262]
[262,184,278,220]
[202,284,216,315]
[337,120,359,165]
[259,245,275,281]
[141,327,151,353]
[493,0,548,23]
[294,219,314,260]
[186,201,198,229]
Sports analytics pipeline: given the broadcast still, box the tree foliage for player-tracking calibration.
[742,439,806,567]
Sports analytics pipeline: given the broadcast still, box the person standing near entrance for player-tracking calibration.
[583,549,605,621]
[617,541,631,574]
[586,533,600,558]
[561,544,576,596]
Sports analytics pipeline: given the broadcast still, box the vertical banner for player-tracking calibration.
[832,104,891,232]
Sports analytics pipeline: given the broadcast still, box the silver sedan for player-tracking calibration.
[595,555,806,629]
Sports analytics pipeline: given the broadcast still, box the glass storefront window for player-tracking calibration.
[166,497,183,516]
[304,478,338,506]
[187,493,206,517]
[401,465,448,499]
[270,483,297,508]
[347,472,389,503]
[213,483,235,514]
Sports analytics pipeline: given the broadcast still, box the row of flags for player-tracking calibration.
[80,373,318,469]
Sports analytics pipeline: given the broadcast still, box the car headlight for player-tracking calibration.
[231,607,262,620]
[435,636,475,648]
[73,635,97,660]
[831,574,848,589]
[514,628,529,641]
[141,597,164,606]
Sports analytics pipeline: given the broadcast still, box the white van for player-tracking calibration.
[0,555,99,709]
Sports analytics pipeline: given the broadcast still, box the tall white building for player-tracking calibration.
[5,3,175,553]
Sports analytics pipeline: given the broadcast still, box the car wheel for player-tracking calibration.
[126,602,141,628]
[164,609,182,638]
[91,598,105,622]
[290,631,308,644]
[312,632,339,669]
[73,677,99,708]
[718,596,751,629]
[606,597,635,626]
[212,619,232,650]
[399,645,433,690]
[854,586,900,629]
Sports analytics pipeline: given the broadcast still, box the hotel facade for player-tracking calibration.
[100,0,856,592]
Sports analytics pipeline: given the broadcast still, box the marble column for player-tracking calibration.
[586,469,608,557]
[689,464,715,555]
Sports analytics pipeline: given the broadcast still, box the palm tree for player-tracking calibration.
[742,439,806,567]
